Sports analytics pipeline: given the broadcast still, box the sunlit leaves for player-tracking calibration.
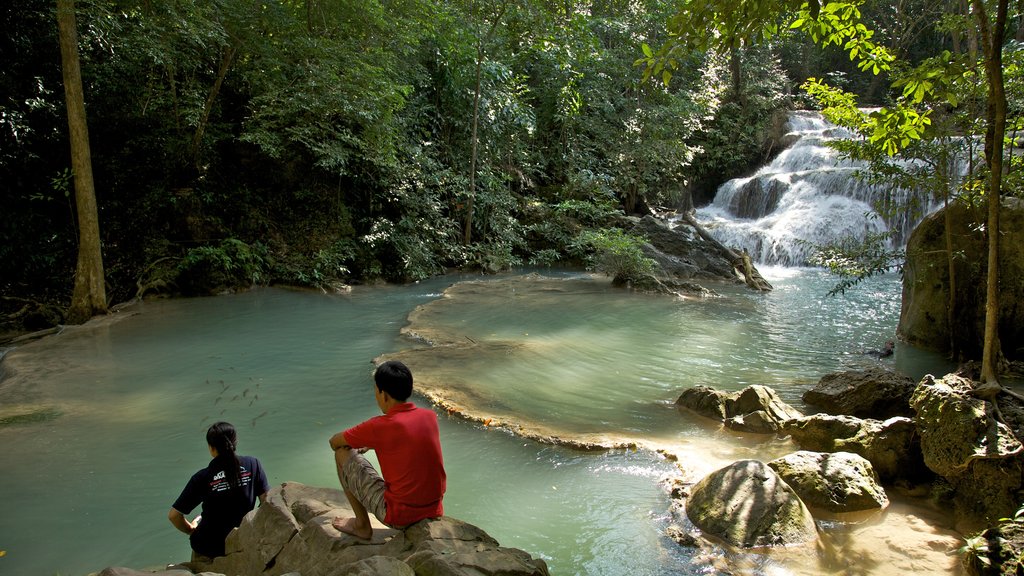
[800,77,866,129]
[866,106,932,156]
[640,0,895,86]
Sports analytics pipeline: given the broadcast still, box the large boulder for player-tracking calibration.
[685,460,818,548]
[802,367,916,419]
[101,482,549,576]
[780,414,927,484]
[767,451,889,513]
[631,215,739,282]
[677,384,803,433]
[910,373,1024,527]
[898,196,1024,361]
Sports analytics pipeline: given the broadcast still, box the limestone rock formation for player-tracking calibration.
[98,482,549,576]
[767,451,889,513]
[630,215,739,283]
[780,414,926,484]
[910,373,1024,527]
[899,196,1024,361]
[677,384,803,433]
[802,367,916,419]
[685,460,818,548]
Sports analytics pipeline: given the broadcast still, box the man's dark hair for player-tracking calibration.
[374,360,413,401]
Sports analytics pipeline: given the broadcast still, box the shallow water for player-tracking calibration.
[0,269,963,575]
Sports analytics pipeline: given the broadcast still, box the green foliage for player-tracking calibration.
[9,0,978,306]
[175,238,269,295]
[638,0,895,86]
[808,232,903,296]
[959,533,993,569]
[580,228,657,284]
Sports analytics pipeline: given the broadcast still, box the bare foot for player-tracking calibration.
[331,516,372,540]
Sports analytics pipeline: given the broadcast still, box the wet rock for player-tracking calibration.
[685,460,818,548]
[910,373,1024,527]
[676,385,730,420]
[802,367,916,419]
[677,384,803,433]
[768,451,888,513]
[780,414,926,484]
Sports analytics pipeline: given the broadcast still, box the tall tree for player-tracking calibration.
[463,0,511,245]
[57,0,106,323]
[973,0,1008,384]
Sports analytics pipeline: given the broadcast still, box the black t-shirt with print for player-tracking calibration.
[172,455,270,557]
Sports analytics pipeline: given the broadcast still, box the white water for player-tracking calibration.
[695,110,946,265]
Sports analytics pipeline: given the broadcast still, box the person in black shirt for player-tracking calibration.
[168,421,270,561]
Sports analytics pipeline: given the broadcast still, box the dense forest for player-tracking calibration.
[0,0,1016,329]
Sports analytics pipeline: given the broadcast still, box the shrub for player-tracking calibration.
[176,238,269,295]
[580,228,656,284]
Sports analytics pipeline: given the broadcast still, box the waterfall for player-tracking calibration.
[691,110,946,266]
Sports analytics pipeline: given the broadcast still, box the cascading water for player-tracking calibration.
[694,110,944,266]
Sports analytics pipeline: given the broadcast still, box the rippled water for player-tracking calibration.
[0,269,961,576]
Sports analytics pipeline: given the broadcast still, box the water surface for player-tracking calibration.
[0,269,961,575]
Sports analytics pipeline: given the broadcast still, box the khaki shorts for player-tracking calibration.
[340,451,388,525]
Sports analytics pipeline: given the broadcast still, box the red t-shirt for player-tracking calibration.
[343,403,446,526]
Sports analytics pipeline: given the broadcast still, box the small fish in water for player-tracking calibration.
[251,411,268,427]
[214,396,221,405]
[220,409,227,415]
[232,395,240,401]
[243,388,249,398]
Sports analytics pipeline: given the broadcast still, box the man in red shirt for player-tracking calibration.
[329,360,446,539]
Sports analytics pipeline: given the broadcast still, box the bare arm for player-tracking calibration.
[329,430,350,452]
[168,508,196,535]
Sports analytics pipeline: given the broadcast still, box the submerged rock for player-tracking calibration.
[685,460,818,548]
[780,414,926,484]
[677,384,803,433]
[802,367,916,419]
[98,482,549,576]
[768,451,888,513]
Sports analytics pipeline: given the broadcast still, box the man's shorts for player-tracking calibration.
[340,451,388,525]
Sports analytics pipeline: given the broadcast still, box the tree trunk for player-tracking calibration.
[941,150,959,360]
[729,45,744,104]
[972,0,1008,384]
[462,0,510,246]
[463,43,483,245]
[190,41,238,173]
[57,0,107,324]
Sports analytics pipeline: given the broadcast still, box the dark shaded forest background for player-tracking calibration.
[1,0,956,316]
